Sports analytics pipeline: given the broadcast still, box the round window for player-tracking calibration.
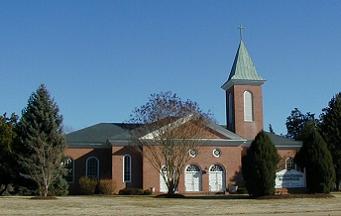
[213,148,221,158]
[189,149,198,158]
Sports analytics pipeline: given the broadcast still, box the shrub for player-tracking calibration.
[98,179,116,195]
[118,188,144,195]
[49,175,69,196]
[79,176,97,195]
[242,131,280,197]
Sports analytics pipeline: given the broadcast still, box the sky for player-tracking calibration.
[1,0,341,134]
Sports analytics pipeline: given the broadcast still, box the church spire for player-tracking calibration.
[221,29,265,91]
[221,27,265,140]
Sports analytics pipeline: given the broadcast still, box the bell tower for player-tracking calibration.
[221,28,265,140]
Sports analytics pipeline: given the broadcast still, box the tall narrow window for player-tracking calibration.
[228,92,234,127]
[86,156,99,179]
[286,157,295,170]
[244,91,253,121]
[123,154,131,182]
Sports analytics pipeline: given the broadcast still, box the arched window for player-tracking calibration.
[228,92,234,127]
[243,91,253,122]
[123,154,131,182]
[185,165,202,192]
[285,157,295,170]
[86,156,99,179]
[64,157,74,182]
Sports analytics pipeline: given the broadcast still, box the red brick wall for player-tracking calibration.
[228,85,264,140]
[277,148,300,170]
[64,147,112,193]
[143,145,243,193]
[111,145,142,193]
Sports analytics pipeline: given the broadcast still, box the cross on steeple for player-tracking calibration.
[238,24,245,41]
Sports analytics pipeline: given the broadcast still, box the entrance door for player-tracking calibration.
[185,165,201,192]
[209,164,225,192]
[160,166,168,193]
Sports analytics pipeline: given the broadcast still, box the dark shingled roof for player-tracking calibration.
[66,123,140,147]
[265,132,302,147]
[66,123,301,149]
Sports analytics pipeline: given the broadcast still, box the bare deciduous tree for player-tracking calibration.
[129,91,212,195]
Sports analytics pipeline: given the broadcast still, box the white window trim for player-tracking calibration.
[184,164,202,192]
[208,164,226,192]
[188,149,198,158]
[243,91,254,122]
[123,154,132,183]
[228,92,234,127]
[212,148,222,158]
[85,156,99,179]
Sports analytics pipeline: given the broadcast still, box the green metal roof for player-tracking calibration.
[222,40,265,90]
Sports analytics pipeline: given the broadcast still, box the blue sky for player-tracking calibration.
[1,0,341,134]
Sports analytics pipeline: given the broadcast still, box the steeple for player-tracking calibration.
[221,40,265,91]
[221,28,265,140]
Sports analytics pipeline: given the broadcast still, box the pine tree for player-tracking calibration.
[242,131,279,197]
[295,122,335,193]
[17,84,66,197]
[0,113,18,195]
[319,93,341,190]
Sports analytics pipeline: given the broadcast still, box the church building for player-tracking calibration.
[65,38,303,194]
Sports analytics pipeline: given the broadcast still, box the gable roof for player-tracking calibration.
[221,40,265,90]
[66,117,246,148]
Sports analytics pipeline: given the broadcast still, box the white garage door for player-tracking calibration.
[160,166,168,193]
[209,164,225,192]
[185,165,201,192]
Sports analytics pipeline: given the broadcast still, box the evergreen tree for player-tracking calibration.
[17,84,66,197]
[319,93,341,190]
[242,131,279,197]
[286,108,315,140]
[0,113,18,195]
[295,122,335,193]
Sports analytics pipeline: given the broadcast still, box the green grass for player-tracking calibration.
[0,193,340,215]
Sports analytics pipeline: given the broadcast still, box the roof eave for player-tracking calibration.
[221,79,266,91]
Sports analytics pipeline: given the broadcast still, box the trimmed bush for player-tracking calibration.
[79,177,97,195]
[98,179,115,195]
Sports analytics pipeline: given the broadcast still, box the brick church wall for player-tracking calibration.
[64,147,112,193]
[232,85,264,140]
[111,145,143,193]
[143,145,243,193]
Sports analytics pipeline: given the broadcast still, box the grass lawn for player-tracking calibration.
[1,193,341,216]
